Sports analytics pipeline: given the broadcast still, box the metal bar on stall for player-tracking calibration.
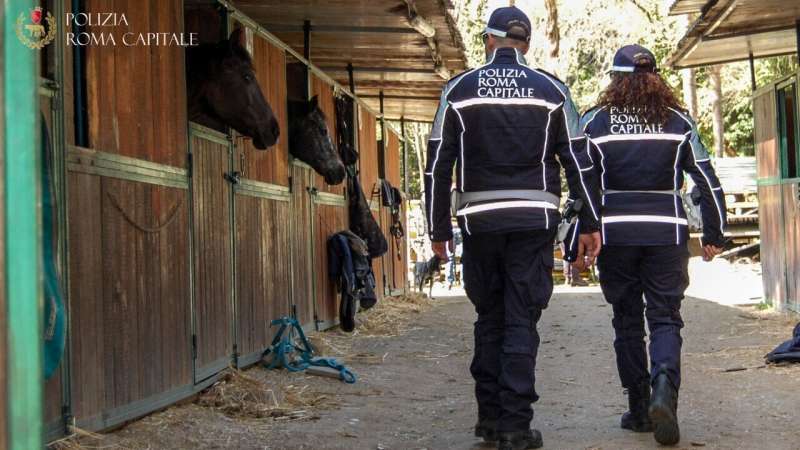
[401,116,408,193]
[4,0,43,448]
[72,0,88,147]
[303,20,311,100]
[347,63,355,93]
[379,91,386,178]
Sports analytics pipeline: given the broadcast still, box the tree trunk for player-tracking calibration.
[544,0,560,58]
[414,123,426,191]
[709,65,725,158]
[682,68,698,118]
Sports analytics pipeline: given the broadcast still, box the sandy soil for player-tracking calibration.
[53,290,800,450]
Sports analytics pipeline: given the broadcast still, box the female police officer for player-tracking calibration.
[565,44,727,446]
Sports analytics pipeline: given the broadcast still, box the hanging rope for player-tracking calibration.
[105,190,183,234]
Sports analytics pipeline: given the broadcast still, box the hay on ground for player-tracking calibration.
[195,368,331,420]
[355,293,433,337]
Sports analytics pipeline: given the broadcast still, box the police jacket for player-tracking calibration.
[423,47,601,242]
[563,105,727,258]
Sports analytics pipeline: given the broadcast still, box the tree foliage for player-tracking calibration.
[465,0,797,155]
[400,0,799,199]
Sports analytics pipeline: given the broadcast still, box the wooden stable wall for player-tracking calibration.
[754,78,800,313]
[46,0,409,438]
[66,0,193,431]
[358,107,385,296]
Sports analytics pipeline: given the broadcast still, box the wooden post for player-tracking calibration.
[749,52,757,92]
[709,65,725,158]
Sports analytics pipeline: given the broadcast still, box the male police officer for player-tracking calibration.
[565,45,727,446]
[424,7,602,449]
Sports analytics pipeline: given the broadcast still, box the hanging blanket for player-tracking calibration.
[328,231,377,332]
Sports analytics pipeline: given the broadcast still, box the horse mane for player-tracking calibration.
[186,39,253,76]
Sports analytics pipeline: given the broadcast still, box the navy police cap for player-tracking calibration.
[610,44,658,73]
[484,6,531,43]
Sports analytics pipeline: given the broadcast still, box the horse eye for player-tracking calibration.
[244,73,253,81]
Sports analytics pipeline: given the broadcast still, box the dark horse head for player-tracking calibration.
[186,28,279,149]
[288,96,345,185]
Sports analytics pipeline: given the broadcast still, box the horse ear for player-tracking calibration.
[228,27,244,51]
[309,95,319,109]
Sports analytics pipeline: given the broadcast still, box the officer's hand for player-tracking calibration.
[431,240,451,260]
[586,231,602,262]
[573,232,602,271]
[702,244,723,261]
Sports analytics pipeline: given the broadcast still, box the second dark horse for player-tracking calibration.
[288,96,346,185]
[186,28,279,149]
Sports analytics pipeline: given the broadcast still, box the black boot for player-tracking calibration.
[649,371,680,445]
[497,429,543,450]
[474,419,498,443]
[621,379,653,432]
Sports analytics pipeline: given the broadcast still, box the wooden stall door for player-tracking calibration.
[189,124,234,382]
[67,173,192,430]
[231,26,293,367]
[291,163,317,329]
[753,88,787,307]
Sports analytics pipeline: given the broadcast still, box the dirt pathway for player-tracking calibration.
[59,290,800,450]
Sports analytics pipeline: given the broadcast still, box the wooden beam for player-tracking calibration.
[796,19,800,55]
[261,24,417,34]
[319,66,437,74]
[361,94,441,101]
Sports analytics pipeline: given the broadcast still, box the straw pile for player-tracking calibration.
[48,427,115,450]
[355,292,433,337]
[195,368,331,421]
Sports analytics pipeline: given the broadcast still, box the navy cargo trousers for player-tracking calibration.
[462,229,555,433]
[597,244,690,390]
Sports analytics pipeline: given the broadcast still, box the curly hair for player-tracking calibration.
[597,72,684,125]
